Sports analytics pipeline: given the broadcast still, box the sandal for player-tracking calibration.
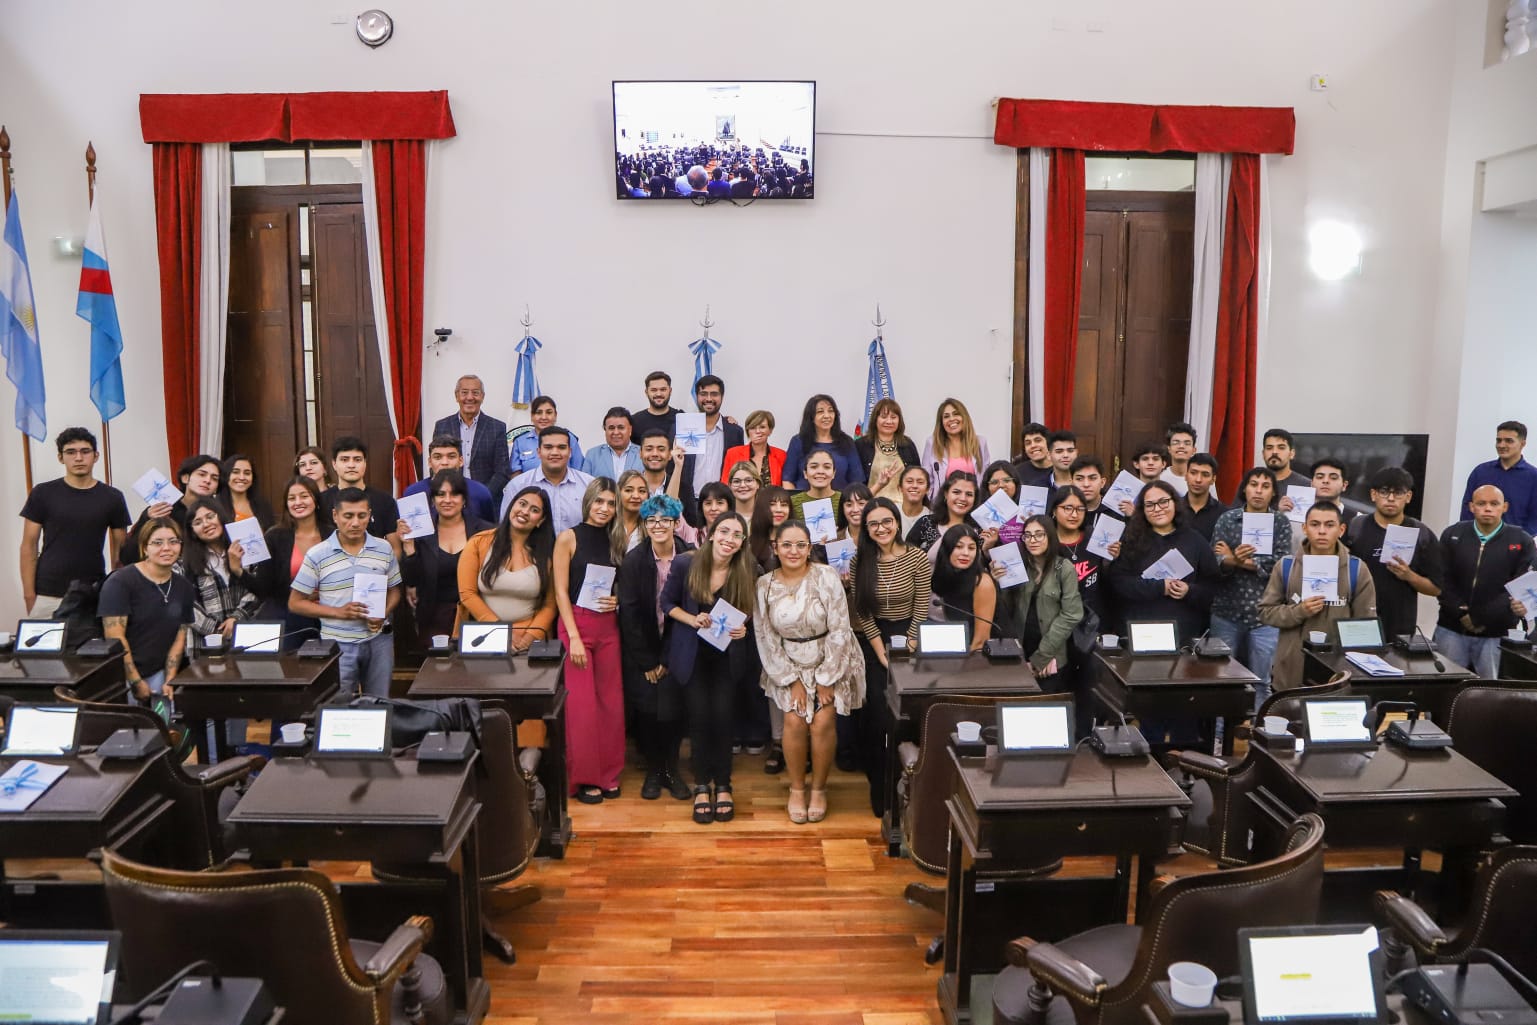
[713,784,735,822]
[692,785,715,825]
[575,786,604,805]
[763,745,785,775]
[807,788,828,823]
[787,787,808,824]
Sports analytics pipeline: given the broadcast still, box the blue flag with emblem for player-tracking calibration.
[859,336,895,434]
[0,189,46,441]
[512,334,541,409]
[689,335,721,391]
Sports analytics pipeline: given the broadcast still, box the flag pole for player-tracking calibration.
[0,125,35,493]
[84,140,111,483]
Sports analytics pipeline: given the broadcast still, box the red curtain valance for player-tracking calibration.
[140,91,456,143]
[994,98,1294,155]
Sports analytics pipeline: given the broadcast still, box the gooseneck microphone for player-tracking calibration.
[23,624,67,648]
[1413,624,1446,674]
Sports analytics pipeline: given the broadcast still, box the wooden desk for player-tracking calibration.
[1303,647,1477,723]
[1247,740,1514,914]
[409,653,571,858]
[1498,639,1537,681]
[881,654,1040,857]
[174,654,340,763]
[1092,652,1257,755]
[940,746,1190,1025]
[0,653,126,705]
[228,756,487,1025]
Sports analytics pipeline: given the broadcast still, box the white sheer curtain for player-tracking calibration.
[1027,148,1050,421]
[1183,152,1230,446]
[358,142,399,459]
[197,143,230,455]
[1256,154,1272,408]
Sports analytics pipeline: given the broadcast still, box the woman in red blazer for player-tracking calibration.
[721,409,788,487]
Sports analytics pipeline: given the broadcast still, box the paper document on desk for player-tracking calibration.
[131,467,182,507]
[1504,570,1537,618]
[1104,471,1144,513]
[1241,513,1275,556]
[397,492,435,539]
[1141,548,1195,582]
[1380,524,1419,565]
[1300,555,1338,600]
[224,517,270,566]
[698,598,746,652]
[0,760,68,813]
[576,564,617,612]
[351,573,388,619]
[990,543,1030,589]
[1345,652,1405,677]
[972,490,1018,532]
[1285,485,1315,524]
[1087,514,1125,561]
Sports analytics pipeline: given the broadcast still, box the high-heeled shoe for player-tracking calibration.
[787,787,808,824]
[807,788,828,823]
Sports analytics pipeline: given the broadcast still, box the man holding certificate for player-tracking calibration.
[1258,501,1376,692]
[1344,467,1443,639]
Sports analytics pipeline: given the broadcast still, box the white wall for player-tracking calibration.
[0,0,1464,629]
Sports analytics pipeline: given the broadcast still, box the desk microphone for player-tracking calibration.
[1090,706,1151,758]
[225,626,319,656]
[1413,625,1446,674]
[468,626,509,648]
[930,601,1024,662]
[1191,627,1233,659]
[22,624,66,648]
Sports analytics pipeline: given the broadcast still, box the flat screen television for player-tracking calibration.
[613,80,815,201]
[1291,433,1430,521]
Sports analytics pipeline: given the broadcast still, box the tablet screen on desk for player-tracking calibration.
[1334,619,1384,651]
[14,620,65,655]
[1302,698,1373,746]
[1,706,80,757]
[314,707,392,757]
[997,701,1073,755]
[1240,925,1385,1025]
[231,621,283,655]
[460,622,510,657]
[917,621,968,657]
[0,930,120,1025]
[1127,620,1179,656]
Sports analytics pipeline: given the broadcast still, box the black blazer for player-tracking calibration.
[400,517,494,618]
[677,420,745,528]
[432,412,512,501]
[854,436,921,484]
[617,537,695,673]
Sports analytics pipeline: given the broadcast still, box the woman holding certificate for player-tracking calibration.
[1210,467,1291,706]
[399,470,493,649]
[853,399,920,502]
[1011,515,1085,685]
[660,512,760,824]
[1106,480,1219,643]
[553,478,625,805]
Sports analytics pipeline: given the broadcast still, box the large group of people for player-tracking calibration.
[614,142,813,200]
[17,362,1537,822]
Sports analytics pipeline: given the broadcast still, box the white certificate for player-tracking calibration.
[1285,485,1316,524]
[1086,514,1125,560]
[1141,548,1196,582]
[675,413,708,455]
[575,564,617,612]
[1104,470,1144,512]
[825,537,856,575]
[801,498,837,543]
[1504,570,1537,618]
[1016,485,1050,520]
[398,492,435,539]
[1241,512,1275,556]
[698,598,747,652]
[224,517,271,566]
[1300,554,1339,600]
[1379,524,1419,565]
[989,543,1031,589]
[351,572,388,619]
[132,467,182,507]
[972,490,1018,531]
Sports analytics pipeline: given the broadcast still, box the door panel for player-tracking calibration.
[1119,205,1194,457]
[1071,211,1125,465]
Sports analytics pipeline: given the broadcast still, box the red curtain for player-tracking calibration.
[1042,149,1085,428]
[140,91,456,143]
[150,143,202,468]
[994,98,1295,155]
[1210,155,1261,499]
[369,141,427,492]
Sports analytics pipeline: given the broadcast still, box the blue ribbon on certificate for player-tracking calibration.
[0,763,40,796]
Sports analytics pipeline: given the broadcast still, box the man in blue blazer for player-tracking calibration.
[432,375,512,503]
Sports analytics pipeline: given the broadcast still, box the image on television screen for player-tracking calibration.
[613,81,815,201]
[1292,433,1430,521]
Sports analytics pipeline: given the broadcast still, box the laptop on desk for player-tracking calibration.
[0,929,120,1025]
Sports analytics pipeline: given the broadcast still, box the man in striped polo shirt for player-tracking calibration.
[289,488,402,697]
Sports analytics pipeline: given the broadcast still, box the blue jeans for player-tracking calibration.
[1431,627,1500,680]
[1209,616,1279,712]
[338,630,394,697]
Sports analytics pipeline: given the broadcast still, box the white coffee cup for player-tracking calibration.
[279,722,307,744]
[1168,961,1217,1008]
[431,634,451,649]
[203,633,225,650]
[1308,630,1327,645]
[1100,633,1119,648]
[955,721,983,743]
[1262,715,1289,735]
[0,632,11,647]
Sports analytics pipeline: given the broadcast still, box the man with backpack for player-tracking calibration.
[1258,500,1377,691]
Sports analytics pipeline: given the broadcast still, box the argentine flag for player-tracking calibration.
[77,198,126,421]
[0,188,46,441]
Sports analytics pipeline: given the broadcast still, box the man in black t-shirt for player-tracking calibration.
[19,427,131,617]
[1259,428,1310,511]
[1177,453,1227,541]
[628,370,683,442]
[1344,466,1443,638]
[318,435,401,557]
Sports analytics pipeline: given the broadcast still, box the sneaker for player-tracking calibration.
[664,772,692,801]
[640,773,663,800]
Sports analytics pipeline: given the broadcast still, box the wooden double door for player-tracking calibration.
[1069,192,1194,469]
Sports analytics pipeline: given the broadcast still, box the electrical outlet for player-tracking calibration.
[1309,74,1329,92]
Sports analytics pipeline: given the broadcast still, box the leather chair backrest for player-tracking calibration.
[1447,845,1537,980]
[101,850,388,1025]
[1446,685,1537,843]
[1257,672,1351,729]
[1101,814,1326,1025]
[475,706,540,882]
